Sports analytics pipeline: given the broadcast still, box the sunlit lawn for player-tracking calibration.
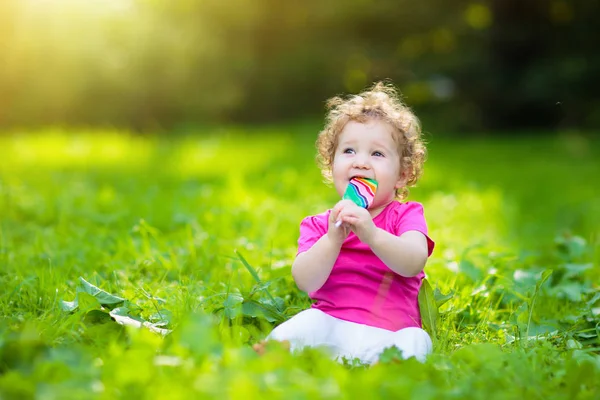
[0,127,598,399]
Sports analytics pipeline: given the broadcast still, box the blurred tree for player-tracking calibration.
[0,0,597,132]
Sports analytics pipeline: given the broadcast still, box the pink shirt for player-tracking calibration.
[297,201,434,331]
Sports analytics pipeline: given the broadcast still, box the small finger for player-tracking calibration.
[342,216,359,225]
[333,200,351,215]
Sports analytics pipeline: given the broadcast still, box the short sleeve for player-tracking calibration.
[392,202,435,256]
[297,212,329,255]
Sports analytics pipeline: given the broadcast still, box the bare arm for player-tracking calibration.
[367,230,429,277]
[291,233,343,293]
[291,206,352,292]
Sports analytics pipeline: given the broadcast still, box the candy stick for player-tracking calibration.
[335,177,378,227]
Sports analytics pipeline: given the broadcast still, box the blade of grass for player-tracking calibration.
[235,250,281,311]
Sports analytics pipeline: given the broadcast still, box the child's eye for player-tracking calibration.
[343,148,355,154]
[372,151,384,157]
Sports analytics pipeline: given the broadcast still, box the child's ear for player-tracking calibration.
[395,170,408,189]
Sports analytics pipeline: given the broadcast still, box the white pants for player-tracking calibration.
[267,309,432,365]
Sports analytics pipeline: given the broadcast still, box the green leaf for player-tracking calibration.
[123,301,144,316]
[555,235,588,260]
[60,277,126,313]
[77,277,125,306]
[535,269,553,293]
[587,292,600,306]
[241,300,280,322]
[223,293,244,319]
[418,278,438,339]
[59,299,78,312]
[512,301,529,335]
[76,292,102,312]
[526,323,557,337]
[575,331,598,340]
[550,282,585,302]
[262,296,285,312]
[563,263,593,279]
[83,309,112,324]
[434,288,454,309]
[110,306,137,318]
[149,309,173,327]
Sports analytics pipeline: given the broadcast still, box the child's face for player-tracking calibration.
[332,119,405,208]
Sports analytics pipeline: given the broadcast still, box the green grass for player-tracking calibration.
[0,127,599,399]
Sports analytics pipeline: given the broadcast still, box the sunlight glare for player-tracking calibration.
[24,0,134,13]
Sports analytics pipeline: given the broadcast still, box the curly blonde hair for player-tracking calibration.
[316,81,427,201]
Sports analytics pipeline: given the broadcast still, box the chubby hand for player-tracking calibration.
[329,199,377,245]
[327,200,352,245]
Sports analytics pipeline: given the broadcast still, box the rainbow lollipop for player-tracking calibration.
[335,177,378,227]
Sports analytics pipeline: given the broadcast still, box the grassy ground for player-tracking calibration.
[0,127,599,399]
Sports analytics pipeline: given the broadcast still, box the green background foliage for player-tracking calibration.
[1,0,598,131]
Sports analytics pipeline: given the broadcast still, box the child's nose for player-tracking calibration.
[352,154,370,168]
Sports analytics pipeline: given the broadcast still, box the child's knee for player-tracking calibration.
[267,321,295,343]
[267,309,332,346]
[391,327,432,361]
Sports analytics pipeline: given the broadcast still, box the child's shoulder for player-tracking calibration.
[382,201,427,225]
[300,209,330,227]
[304,208,330,219]
[387,200,425,214]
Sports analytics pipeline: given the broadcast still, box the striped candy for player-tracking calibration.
[343,177,378,209]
